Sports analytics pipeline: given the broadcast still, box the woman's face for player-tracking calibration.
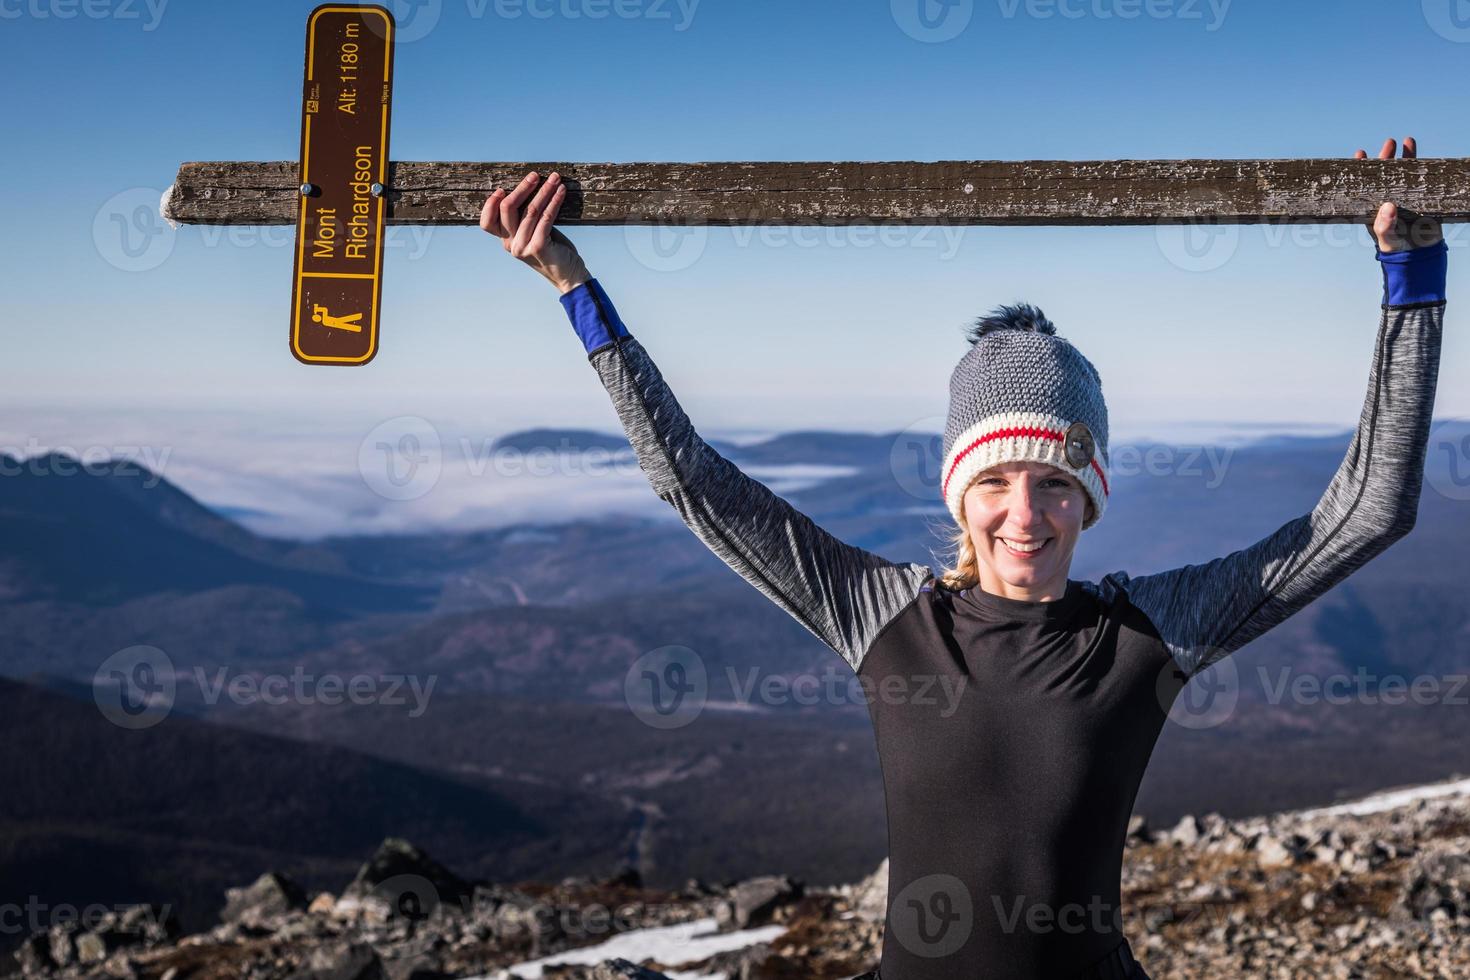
[961,461,1092,601]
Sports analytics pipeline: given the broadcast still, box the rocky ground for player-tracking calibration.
[7,780,1469,980]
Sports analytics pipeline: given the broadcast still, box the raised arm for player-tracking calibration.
[1109,235,1447,682]
[557,278,931,672]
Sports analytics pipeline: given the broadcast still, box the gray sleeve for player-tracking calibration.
[1107,299,1444,682]
[586,332,931,672]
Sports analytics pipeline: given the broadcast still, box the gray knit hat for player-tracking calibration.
[940,303,1110,530]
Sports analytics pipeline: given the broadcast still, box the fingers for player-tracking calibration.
[479,189,506,236]
[480,170,561,243]
[1355,137,1428,251]
[497,171,542,240]
[512,172,560,255]
[527,181,566,254]
[1353,137,1416,160]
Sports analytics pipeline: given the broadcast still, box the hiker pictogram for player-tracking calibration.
[311,304,363,333]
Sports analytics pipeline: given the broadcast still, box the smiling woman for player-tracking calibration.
[481,136,1448,980]
[946,460,1091,601]
[935,299,1108,602]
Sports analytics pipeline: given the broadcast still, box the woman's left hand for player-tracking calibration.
[1355,137,1444,253]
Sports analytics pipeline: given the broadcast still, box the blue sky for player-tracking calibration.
[2,0,1468,533]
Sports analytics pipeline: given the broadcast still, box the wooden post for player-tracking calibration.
[163,158,1470,227]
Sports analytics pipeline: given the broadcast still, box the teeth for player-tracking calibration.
[1001,538,1047,553]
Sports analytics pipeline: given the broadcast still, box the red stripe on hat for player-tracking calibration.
[943,426,1110,499]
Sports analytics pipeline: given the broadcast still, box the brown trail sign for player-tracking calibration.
[161,9,1467,366]
[290,3,394,366]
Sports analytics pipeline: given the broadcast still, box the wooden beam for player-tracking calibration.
[162,159,1470,227]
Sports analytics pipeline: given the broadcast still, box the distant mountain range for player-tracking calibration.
[2,422,1468,957]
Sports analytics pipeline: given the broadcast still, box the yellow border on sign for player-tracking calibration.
[292,5,394,365]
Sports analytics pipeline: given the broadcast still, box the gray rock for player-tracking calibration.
[46,923,79,968]
[853,859,888,923]
[382,951,451,980]
[75,929,128,964]
[1256,832,1309,867]
[589,959,674,979]
[223,872,309,925]
[1397,843,1470,922]
[15,934,54,976]
[714,875,802,931]
[1170,815,1202,847]
[534,958,673,979]
[338,840,474,922]
[1126,814,1149,843]
[291,941,389,980]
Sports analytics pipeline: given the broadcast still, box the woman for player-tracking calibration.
[479,137,1447,979]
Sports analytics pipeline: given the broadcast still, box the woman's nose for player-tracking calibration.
[1005,483,1038,524]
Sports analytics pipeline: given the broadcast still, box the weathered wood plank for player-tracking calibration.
[162,159,1470,226]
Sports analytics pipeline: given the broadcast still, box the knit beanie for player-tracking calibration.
[940,303,1110,531]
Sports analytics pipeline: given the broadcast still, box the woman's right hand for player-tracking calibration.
[1354,137,1444,253]
[480,170,591,294]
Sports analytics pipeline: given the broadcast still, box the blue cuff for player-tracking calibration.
[560,278,631,354]
[1376,239,1447,306]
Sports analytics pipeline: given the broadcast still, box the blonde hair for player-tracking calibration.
[936,516,981,592]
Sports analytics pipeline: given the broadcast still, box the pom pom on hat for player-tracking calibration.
[965,303,1057,344]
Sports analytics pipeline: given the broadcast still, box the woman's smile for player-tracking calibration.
[997,536,1052,558]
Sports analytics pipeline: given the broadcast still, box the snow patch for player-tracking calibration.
[1293,776,1470,820]
[475,916,787,979]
